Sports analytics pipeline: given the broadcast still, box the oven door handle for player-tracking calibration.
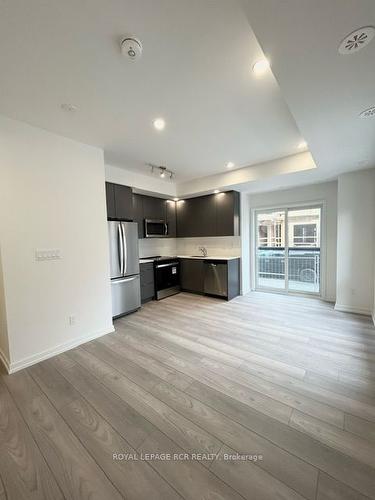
[156,262,179,268]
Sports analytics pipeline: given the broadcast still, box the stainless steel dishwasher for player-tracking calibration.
[204,261,227,297]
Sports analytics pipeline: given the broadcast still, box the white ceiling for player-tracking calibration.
[241,0,375,181]
[0,0,304,181]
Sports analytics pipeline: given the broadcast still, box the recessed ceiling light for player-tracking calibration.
[338,26,375,54]
[61,103,78,112]
[226,161,235,169]
[298,141,307,149]
[252,58,270,76]
[214,189,220,194]
[173,198,179,201]
[153,118,166,131]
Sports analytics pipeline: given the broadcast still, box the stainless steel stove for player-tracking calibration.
[152,256,181,300]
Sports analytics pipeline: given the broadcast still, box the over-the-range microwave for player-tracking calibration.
[144,219,168,238]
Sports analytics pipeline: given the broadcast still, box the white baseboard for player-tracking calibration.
[323,296,336,304]
[6,325,115,374]
[334,303,372,316]
[0,346,10,373]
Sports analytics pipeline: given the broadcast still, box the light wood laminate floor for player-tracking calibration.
[1,291,375,499]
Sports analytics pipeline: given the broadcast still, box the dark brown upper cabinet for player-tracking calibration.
[177,191,239,238]
[199,195,217,237]
[105,182,116,219]
[216,191,240,236]
[132,193,144,238]
[106,182,240,238]
[142,196,165,220]
[175,199,190,237]
[166,200,177,238]
[177,196,215,237]
[105,182,133,221]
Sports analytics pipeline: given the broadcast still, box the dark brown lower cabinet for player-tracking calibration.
[140,262,155,303]
[180,259,205,293]
[180,258,240,300]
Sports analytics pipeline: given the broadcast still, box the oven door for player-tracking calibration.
[155,261,180,299]
[145,219,168,238]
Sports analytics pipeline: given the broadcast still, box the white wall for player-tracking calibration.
[105,164,177,198]
[0,116,113,372]
[0,246,10,368]
[244,181,338,301]
[336,169,375,316]
[240,193,251,295]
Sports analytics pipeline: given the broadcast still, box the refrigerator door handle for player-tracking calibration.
[122,223,127,275]
[118,224,124,275]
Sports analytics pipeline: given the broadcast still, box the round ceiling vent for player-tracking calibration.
[360,106,375,118]
[338,26,375,54]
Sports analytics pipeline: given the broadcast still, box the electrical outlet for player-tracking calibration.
[69,315,76,326]
[35,249,61,261]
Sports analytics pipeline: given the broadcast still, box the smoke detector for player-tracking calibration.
[360,106,375,118]
[121,37,143,61]
[61,103,78,112]
[338,26,375,54]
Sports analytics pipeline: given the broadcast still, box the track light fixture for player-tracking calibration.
[147,163,174,181]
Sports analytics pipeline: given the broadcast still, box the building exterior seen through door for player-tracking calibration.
[255,206,321,295]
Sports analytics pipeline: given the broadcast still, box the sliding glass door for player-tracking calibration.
[255,206,321,295]
[256,210,286,290]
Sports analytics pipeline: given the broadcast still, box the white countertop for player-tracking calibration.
[140,256,240,262]
[177,255,240,261]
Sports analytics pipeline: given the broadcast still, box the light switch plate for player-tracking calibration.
[35,249,61,261]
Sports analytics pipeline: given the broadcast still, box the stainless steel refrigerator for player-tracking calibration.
[108,221,141,318]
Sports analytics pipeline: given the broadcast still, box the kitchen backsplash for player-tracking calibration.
[138,236,241,258]
[139,236,241,258]
[177,236,241,257]
[138,238,177,258]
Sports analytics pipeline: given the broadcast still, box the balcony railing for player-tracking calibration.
[257,247,320,291]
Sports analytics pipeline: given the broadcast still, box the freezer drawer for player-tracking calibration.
[111,275,141,318]
[204,262,227,297]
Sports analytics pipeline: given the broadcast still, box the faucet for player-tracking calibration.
[199,246,208,257]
